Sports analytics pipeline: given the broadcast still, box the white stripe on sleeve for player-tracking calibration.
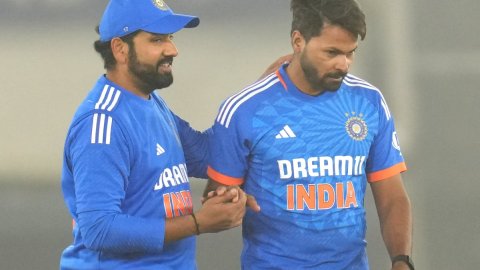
[91,113,98,143]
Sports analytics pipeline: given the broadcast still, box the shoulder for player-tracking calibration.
[215,73,283,128]
[343,74,383,97]
[68,79,134,140]
[343,74,392,120]
[73,79,123,116]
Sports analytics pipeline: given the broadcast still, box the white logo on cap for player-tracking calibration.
[152,0,169,11]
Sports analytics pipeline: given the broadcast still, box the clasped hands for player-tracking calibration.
[193,186,260,234]
[202,186,260,212]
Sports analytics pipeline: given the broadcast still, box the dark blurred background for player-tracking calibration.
[1,0,479,269]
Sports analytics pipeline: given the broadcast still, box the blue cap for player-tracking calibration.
[99,0,200,42]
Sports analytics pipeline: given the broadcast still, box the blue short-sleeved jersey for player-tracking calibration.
[207,65,406,269]
[60,76,208,270]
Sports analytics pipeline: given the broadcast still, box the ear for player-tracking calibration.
[111,37,129,65]
[291,30,305,54]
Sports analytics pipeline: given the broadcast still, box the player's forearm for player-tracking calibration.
[77,211,165,254]
[379,195,413,258]
[164,214,199,243]
[166,189,246,242]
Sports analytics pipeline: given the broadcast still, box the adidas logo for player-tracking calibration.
[275,125,296,139]
[156,143,165,156]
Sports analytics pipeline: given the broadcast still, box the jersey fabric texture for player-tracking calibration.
[207,64,407,269]
[60,75,208,270]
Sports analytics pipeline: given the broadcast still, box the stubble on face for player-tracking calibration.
[299,48,347,95]
[127,44,174,96]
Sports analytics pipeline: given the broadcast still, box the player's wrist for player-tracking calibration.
[391,255,414,270]
[190,213,200,235]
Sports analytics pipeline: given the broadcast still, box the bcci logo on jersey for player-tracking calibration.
[345,113,368,141]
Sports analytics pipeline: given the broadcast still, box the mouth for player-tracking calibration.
[327,73,346,82]
[327,76,344,83]
[157,59,173,73]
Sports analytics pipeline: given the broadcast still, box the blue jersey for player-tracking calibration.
[60,76,208,270]
[207,65,407,269]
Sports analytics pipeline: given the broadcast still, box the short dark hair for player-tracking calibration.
[93,26,140,70]
[290,0,366,42]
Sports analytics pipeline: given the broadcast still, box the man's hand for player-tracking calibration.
[194,186,247,233]
[392,261,412,270]
[202,185,260,212]
[258,54,293,80]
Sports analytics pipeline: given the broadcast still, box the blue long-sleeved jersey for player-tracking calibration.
[207,65,407,269]
[60,75,208,269]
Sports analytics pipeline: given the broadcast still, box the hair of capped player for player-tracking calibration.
[93,26,140,70]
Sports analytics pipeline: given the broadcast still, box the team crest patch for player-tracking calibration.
[345,113,368,141]
[152,0,169,10]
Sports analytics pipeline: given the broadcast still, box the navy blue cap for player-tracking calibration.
[99,0,199,42]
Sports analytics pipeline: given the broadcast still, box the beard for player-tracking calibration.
[128,46,173,96]
[300,51,346,94]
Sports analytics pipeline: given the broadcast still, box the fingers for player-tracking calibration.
[201,187,227,204]
[246,194,261,212]
[203,186,243,204]
[203,186,258,213]
[259,53,293,80]
[195,187,262,233]
[218,187,242,204]
[279,53,293,64]
[201,190,216,204]
[204,187,239,204]
[196,193,246,233]
[230,191,239,203]
[215,186,228,196]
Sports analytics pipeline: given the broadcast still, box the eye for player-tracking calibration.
[152,35,174,43]
[326,50,338,57]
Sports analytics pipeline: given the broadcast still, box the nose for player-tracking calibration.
[335,55,351,73]
[164,40,179,58]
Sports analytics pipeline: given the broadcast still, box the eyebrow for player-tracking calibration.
[327,46,358,54]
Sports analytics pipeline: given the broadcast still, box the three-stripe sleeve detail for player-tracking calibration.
[217,74,279,128]
[343,75,392,121]
[90,85,121,144]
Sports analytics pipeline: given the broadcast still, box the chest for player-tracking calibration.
[250,94,379,161]
[126,103,188,191]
